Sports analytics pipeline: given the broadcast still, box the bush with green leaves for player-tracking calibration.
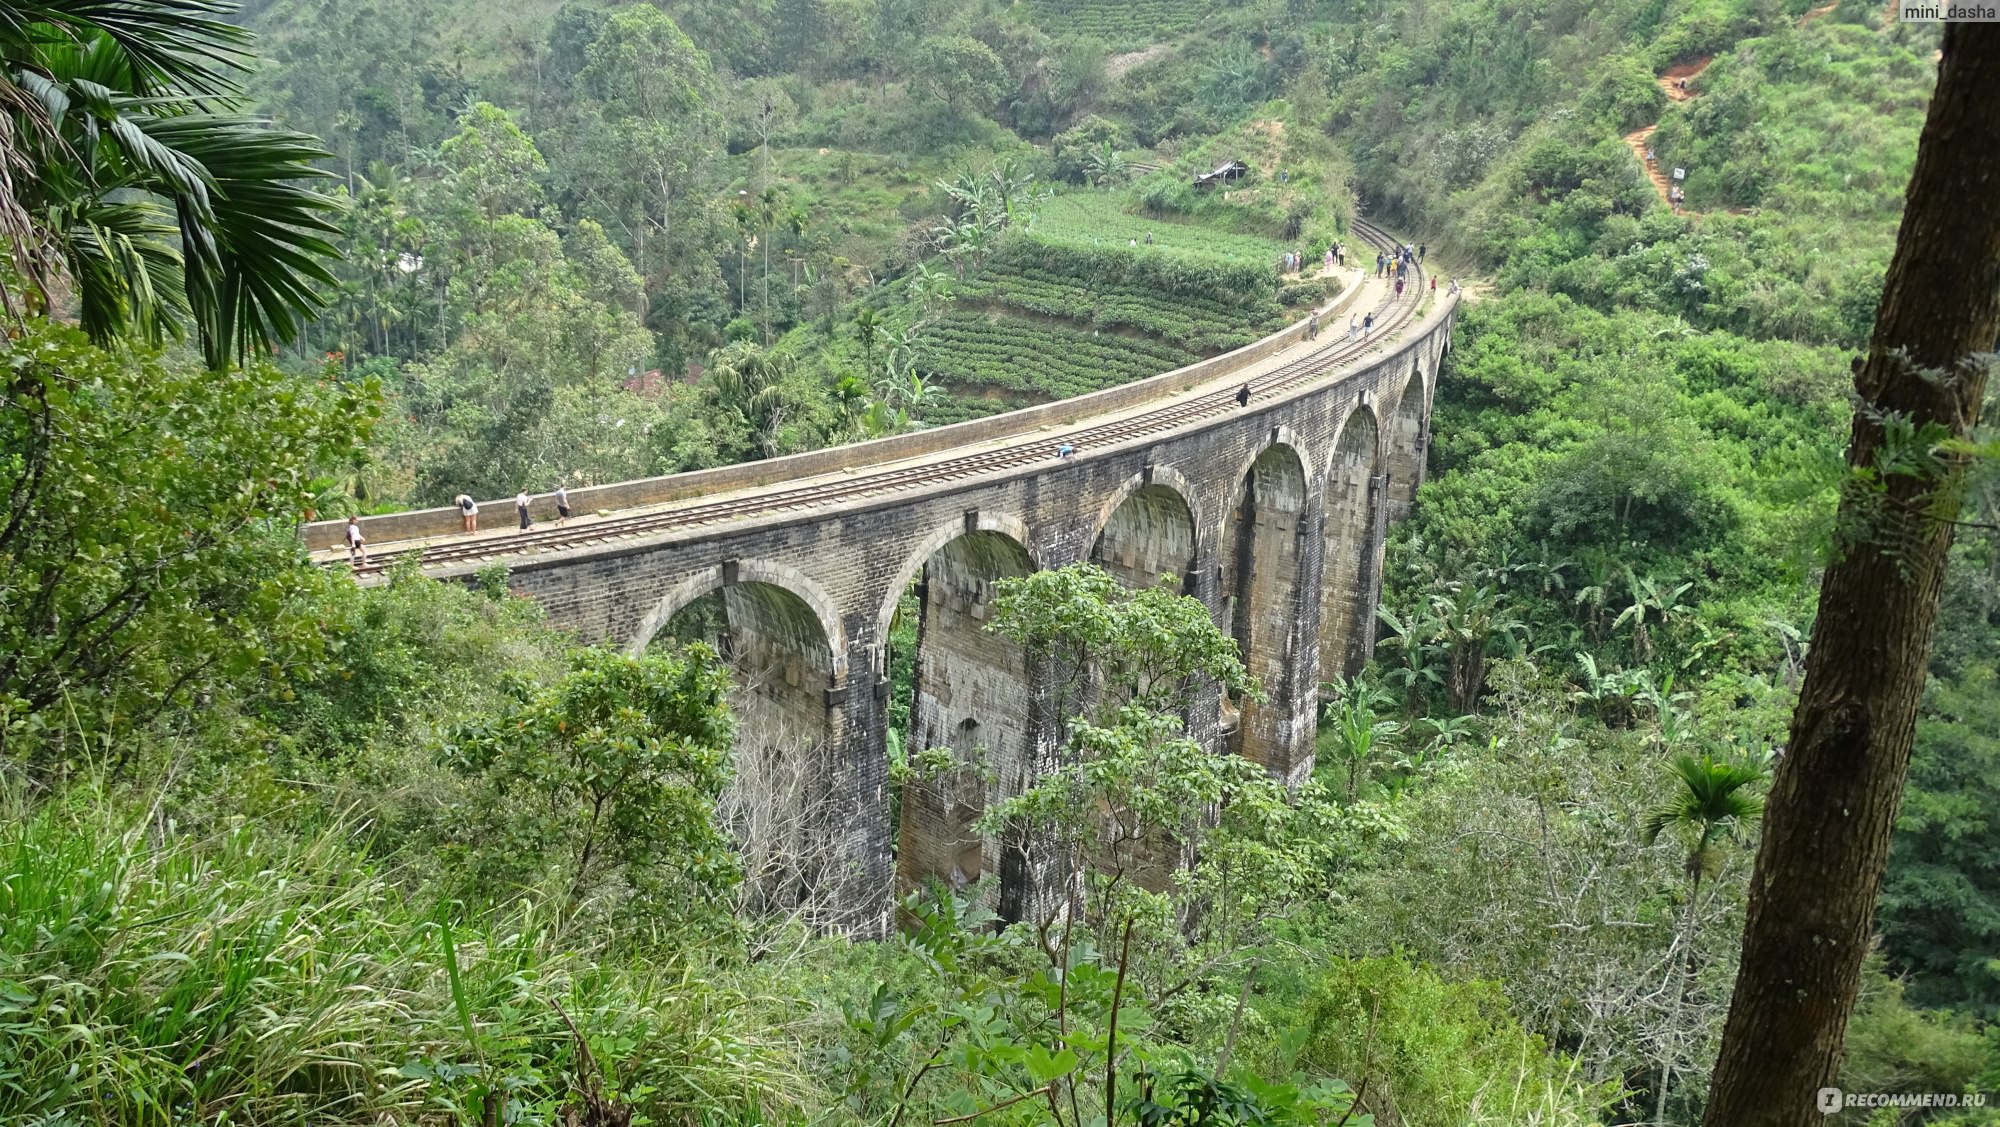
[1260,956,1615,1127]
[960,261,1291,352]
[437,646,740,927]
[913,309,1199,407]
[0,322,376,771]
[831,889,1372,1127]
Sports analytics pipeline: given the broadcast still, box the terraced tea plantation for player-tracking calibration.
[1020,0,1220,50]
[915,310,1199,425]
[959,262,1287,352]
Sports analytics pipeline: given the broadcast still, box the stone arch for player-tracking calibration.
[1220,440,1316,779]
[1220,425,1322,517]
[627,558,848,675]
[1385,367,1430,514]
[1090,467,1202,594]
[1320,404,1384,682]
[895,527,1037,913]
[633,562,848,922]
[873,510,1038,659]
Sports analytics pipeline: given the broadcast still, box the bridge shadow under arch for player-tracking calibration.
[1221,437,1316,780]
[1090,468,1202,595]
[1321,405,1384,683]
[892,527,1039,921]
[1386,364,1429,517]
[636,564,848,922]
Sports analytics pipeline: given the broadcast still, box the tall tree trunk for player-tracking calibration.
[1701,27,2000,1127]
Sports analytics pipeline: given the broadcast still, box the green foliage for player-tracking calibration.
[0,0,343,366]
[1881,665,2000,1019]
[1642,751,1768,881]
[266,564,566,767]
[1020,0,1220,52]
[961,256,1288,352]
[1272,956,1614,1127]
[834,889,1372,1127]
[913,309,1198,418]
[1021,205,1288,287]
[0,323,375,766]
[0,787,808,1125]
[438,647,740,925]
[1840,960,1997,1111]
[911,35,1010,116]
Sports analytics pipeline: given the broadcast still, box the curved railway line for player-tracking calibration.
[345,217,1429,579]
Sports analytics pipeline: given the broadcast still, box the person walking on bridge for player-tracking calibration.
[515,489,533,531]
[455,493,478,533]
[1236,383,1251,408]
[345,516,367,568]
[1363,311,1374,339]
[1395,276,1405,298]
[1348,315,1359,342]
[554,483,571,527]
[1307,310,1320,340]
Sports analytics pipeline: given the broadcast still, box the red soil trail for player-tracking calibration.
[1624,125,1675,203]
[1623,57,1712,209]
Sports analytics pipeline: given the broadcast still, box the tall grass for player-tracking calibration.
[0,789,812,1125]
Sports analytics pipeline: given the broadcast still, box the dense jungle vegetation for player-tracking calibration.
[1,1,1994,1125]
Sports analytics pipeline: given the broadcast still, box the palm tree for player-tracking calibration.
[1082,141,1128,188]
[852,307,881,365]
[1427,581,1524,714]
[704,340,792,457]
[729,199,754,315]
[1642,750,1768,1127]
[1,0,342,367]
[1615,568,1693,663]
[756,185,781,344]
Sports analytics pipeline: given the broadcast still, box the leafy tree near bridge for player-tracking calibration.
[0,320,377,767]
[910,35,1009,118]
[0,0,342,367]
[438,645,740,927]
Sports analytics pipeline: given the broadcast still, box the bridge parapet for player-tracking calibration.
[303,274,1369,552]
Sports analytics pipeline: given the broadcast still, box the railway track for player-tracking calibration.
[344,219,1430,579]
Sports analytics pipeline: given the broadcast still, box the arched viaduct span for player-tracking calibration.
[317,242,1457,936]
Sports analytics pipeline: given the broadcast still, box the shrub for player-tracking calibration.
[437,647,740,926]
[1273,956,1613,1127]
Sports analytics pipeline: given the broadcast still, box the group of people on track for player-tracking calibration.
[344,483,577,568]
[1284,241,1347,275]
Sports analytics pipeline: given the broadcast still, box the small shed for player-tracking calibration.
[1192,159,1250,189]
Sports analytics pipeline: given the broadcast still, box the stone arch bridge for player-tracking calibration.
[314,254,1457,935]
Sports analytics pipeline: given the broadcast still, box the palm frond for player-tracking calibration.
[0,0,252,96]
[136,113,342,366]
[1643,751,1768,845]
[53,192,187,345]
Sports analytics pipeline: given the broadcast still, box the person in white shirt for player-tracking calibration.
[455,494,478,532]
[515,490,533,531]
[345,516,367,566]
